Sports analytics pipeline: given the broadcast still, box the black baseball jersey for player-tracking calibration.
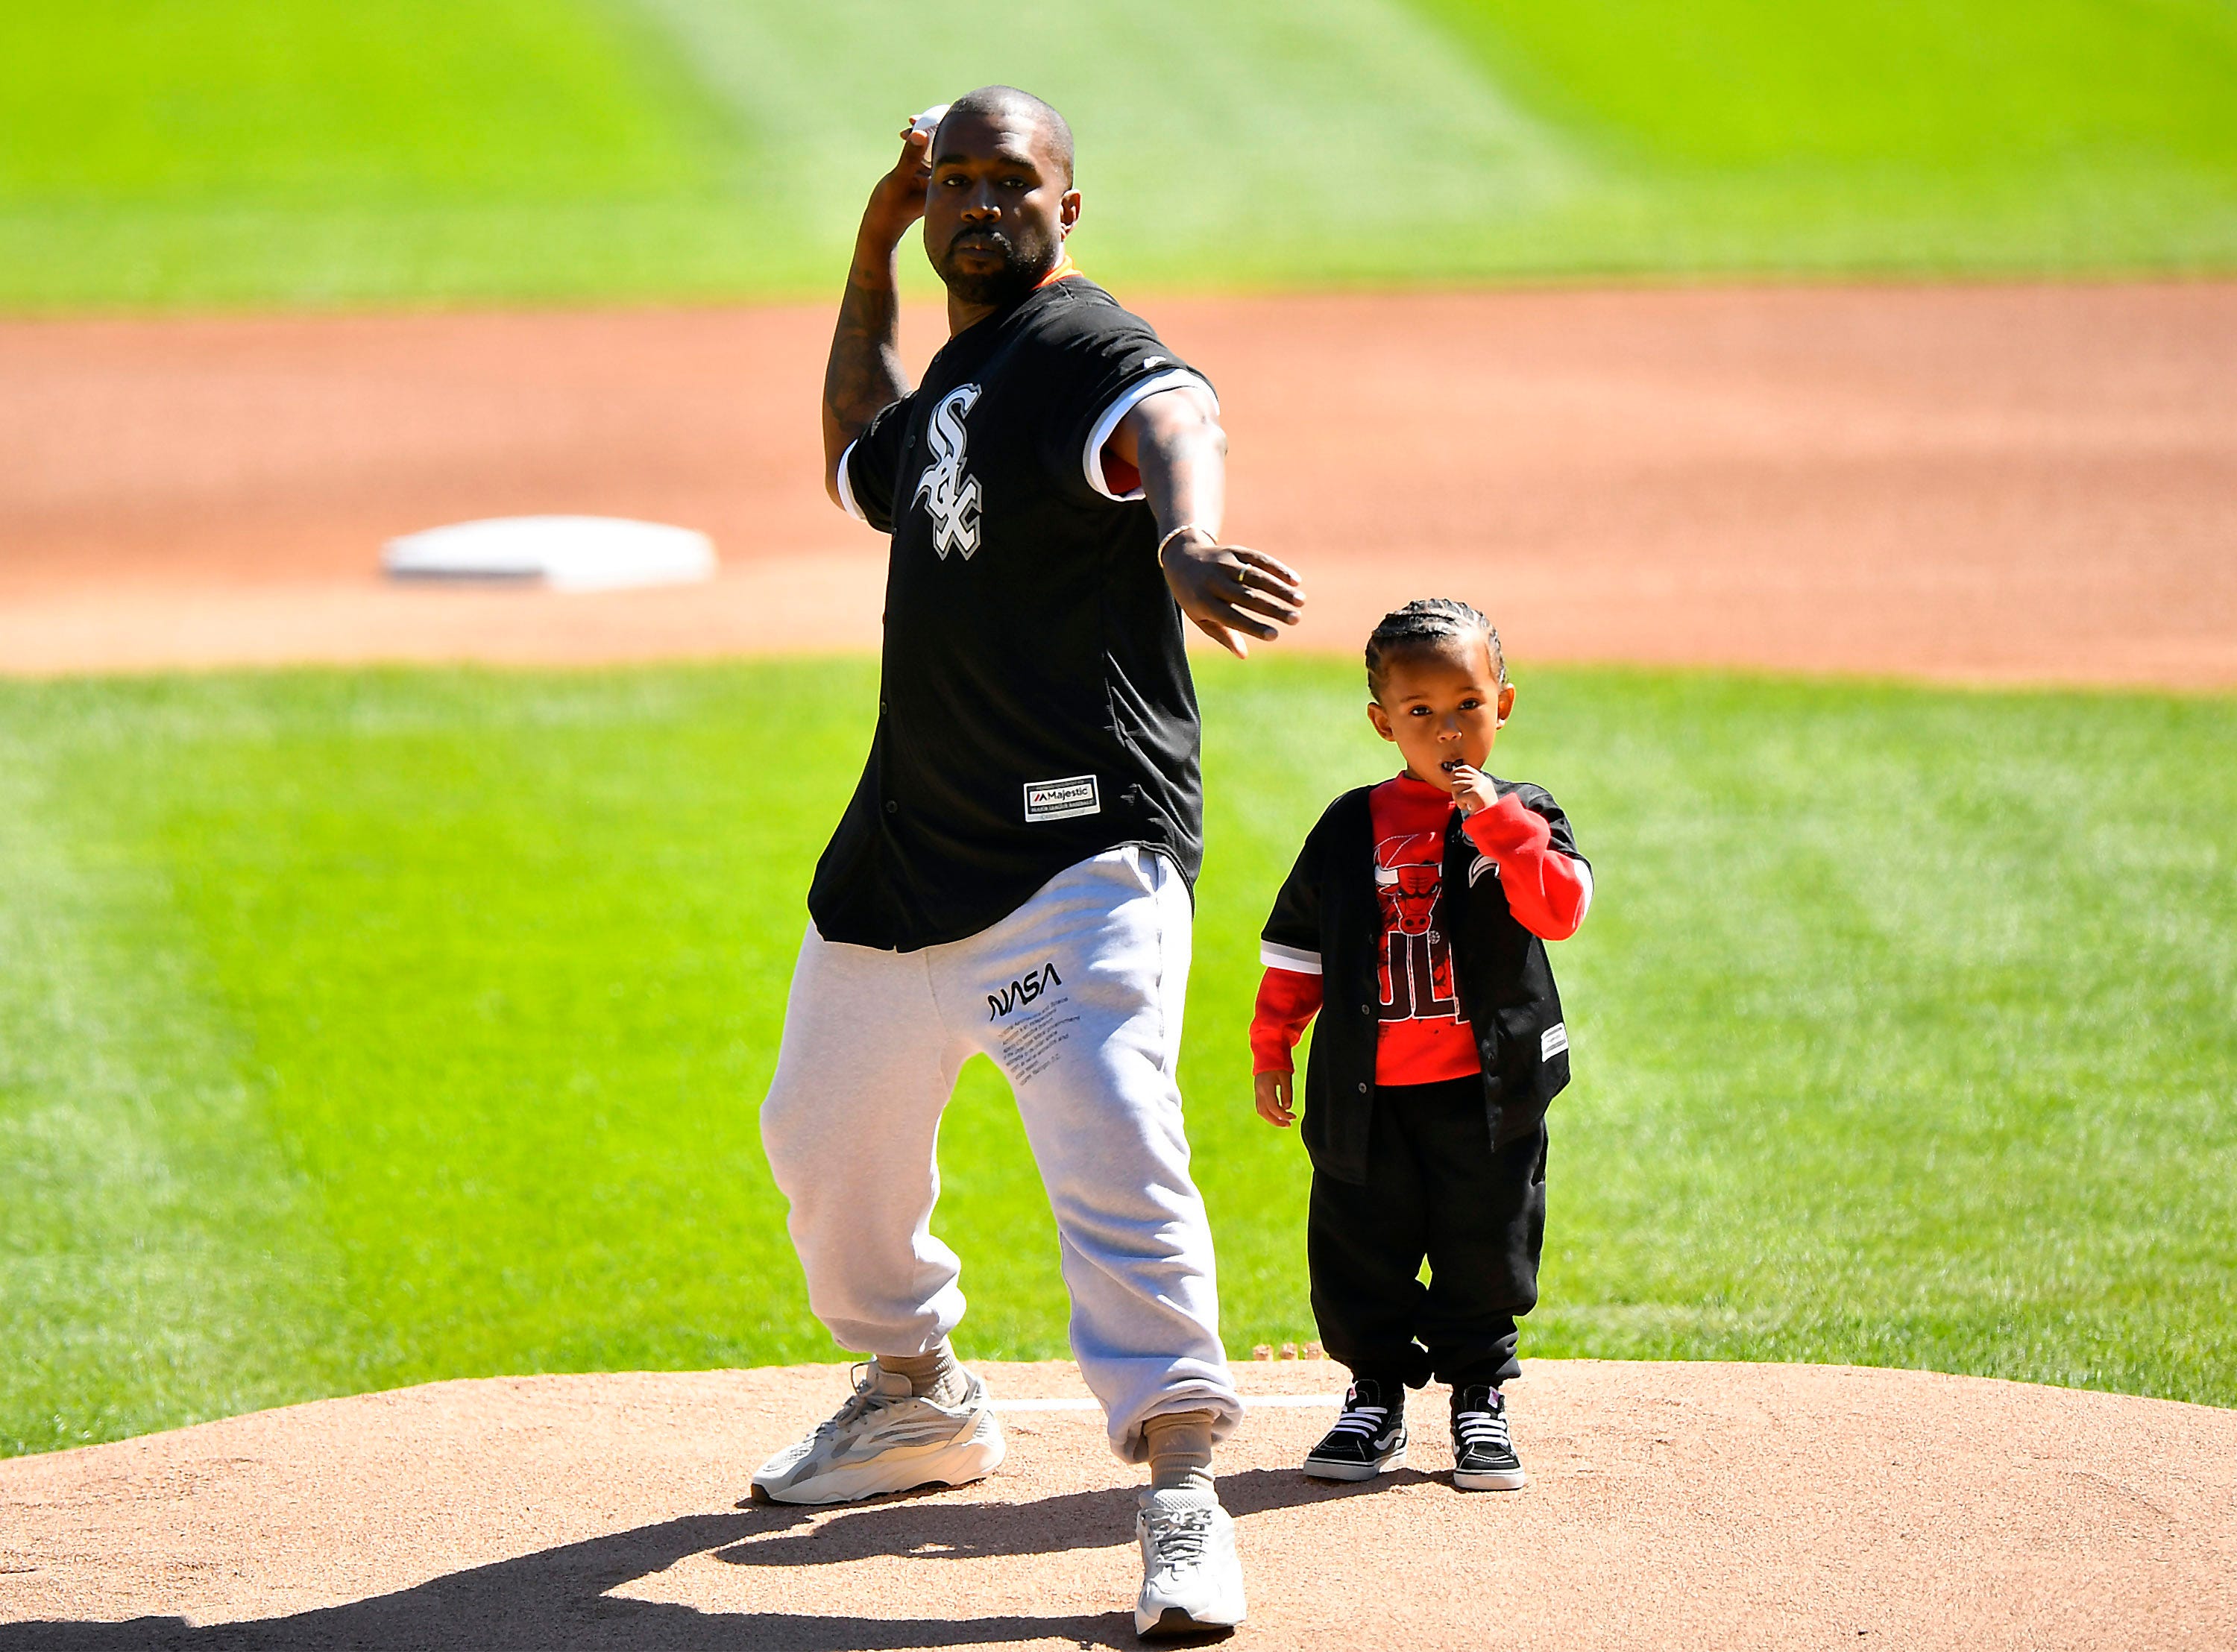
[1261,780,1582,1184]
[811,277,1214,952]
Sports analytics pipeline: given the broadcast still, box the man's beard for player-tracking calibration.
[932,224,1057,309]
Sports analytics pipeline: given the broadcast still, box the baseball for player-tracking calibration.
[910,104,951,139]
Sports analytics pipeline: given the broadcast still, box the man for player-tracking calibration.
[752,86,1304,1638]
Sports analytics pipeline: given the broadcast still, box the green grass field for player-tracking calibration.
[4,659,2232,1457]
[4,0,2236,309]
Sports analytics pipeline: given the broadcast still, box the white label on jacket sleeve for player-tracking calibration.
[1024,775,1101,823]
[1541,1021,1569,1061]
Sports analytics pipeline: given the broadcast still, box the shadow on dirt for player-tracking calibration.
[0,1467,1399,1650]
[717,1461,1423,1569]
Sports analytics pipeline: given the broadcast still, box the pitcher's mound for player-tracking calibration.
[2,1359,2232,1650]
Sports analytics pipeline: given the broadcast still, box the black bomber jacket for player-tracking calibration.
[1259,778,1587,1185]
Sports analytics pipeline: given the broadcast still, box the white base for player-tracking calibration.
[381,516,717,593]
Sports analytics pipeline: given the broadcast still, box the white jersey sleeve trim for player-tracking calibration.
[1082,369,1219,502]
[1569,857,1594,923]
[834,438,868,523]
[1259,939,1323,976]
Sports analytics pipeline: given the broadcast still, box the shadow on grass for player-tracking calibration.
[0,1467,1404,1650]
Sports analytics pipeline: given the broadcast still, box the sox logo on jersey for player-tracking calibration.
[912,383,984,558]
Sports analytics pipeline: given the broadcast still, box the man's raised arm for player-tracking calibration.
[822,124,934,506]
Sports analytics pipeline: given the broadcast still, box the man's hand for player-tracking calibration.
[1447,763,1499,816]
[1113,386,1305,658]
[1160,529,1306,658]
[860,120,936,249]
[825,116,938,502]
[1255,1071,1296,1127]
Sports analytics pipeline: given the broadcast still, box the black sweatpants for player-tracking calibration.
[1307,1075,1547,1390]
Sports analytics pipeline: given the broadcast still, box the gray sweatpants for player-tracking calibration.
[760,845,1242,1462]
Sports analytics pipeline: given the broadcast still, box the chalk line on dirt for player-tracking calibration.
[999,1393,1337,1411]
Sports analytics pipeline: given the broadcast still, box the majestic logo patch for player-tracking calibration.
[989,962,1063,1021]
[1541,1021,1569,1061]
[1024,775,1100,823]
[911,383,984,558]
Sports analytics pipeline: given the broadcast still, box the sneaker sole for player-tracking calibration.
[1451,1465,1528,1492]
[1301,1445,1406,1482]
[752,1428,1004,1506]
[1136,1603,1244,1639]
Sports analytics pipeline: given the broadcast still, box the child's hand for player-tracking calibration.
[1448,763,1498,816]
[1255,1071,1296,1127]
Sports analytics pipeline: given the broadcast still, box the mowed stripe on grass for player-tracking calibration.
[1,660,2231,1457]
[4,0,2236,308]
[0,715,353,1454]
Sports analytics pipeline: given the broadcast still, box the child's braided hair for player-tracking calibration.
[1365,598,1505,699]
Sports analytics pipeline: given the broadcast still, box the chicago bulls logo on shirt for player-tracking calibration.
[1375,830,1459,1021]
[912,383,984,558]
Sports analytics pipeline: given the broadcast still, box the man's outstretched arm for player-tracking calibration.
[822,124,934,506]
[1110,388,1306,656]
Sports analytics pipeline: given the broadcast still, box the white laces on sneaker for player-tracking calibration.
[1454,1407,1511,1451]
[1325,1381,1400,1442]
[818,1362,904,1434]
[1329,1404,1391,1439]
[1145,1504,1216,1574]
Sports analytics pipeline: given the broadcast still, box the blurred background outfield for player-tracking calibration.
[4,0,2237,307]
[4,1,2236,1458]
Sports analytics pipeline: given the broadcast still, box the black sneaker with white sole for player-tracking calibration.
[1302,1378,1407,1481]
[1450,1384,1526,1490]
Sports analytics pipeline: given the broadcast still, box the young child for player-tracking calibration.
[1252,598,1591,1489]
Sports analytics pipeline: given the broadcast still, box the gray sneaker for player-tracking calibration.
[1134,1487,1246,1639]
[750,1362,1004,1505]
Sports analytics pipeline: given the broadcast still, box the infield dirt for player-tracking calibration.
[4,1358,2234,1649]
[4,282,2234,684]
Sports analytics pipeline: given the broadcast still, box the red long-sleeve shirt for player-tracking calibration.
[1251,774,1591,1079]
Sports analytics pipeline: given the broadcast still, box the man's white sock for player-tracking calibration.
[876,1342,966,1404]
[1145,1408,1217,1496]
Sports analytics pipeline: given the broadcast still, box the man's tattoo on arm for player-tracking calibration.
[824,277,910,441]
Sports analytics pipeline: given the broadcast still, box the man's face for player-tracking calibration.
[1366,634,1515,793]
[923,108,1079,309]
